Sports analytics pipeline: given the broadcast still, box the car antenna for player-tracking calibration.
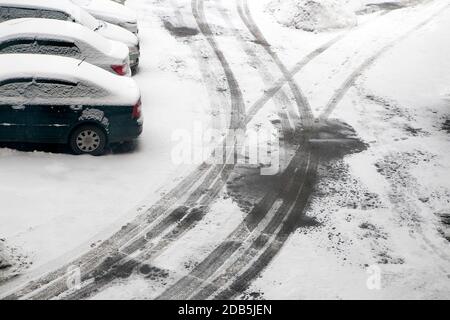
[78,57,86,66]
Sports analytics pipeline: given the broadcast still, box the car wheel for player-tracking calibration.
[70,125,106,156]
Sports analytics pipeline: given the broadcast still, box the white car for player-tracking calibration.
[0,0,140,71]
[0,18,131,76]
[71,0,138,34]
[0,54,143,155]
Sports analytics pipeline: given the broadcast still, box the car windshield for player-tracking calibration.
[78,8,101,31]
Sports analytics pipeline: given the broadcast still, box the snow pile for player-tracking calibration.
[0,241,11,270]
[0,240,13,282]
[267,0,358,32]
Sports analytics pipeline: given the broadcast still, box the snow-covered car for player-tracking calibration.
[71,0,138,35]
[0,18,132,76]
[0,0,140,72]
[0,54,143,155]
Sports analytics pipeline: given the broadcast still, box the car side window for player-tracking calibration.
[0,6,9,22]
[38,9,70,21]
[31,79,79,99]
[5,7,39,20]
[0,39,36,54]
[0,78,33,98]
[31,79,107,100]
[35,40,82,58]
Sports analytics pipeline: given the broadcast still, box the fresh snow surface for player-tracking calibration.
[267,0,358,31]
[0,6,212,285]
[1,0,449,300]
[266,0,413,32]
[243,0,450,299]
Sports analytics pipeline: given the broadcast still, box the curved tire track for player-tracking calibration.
[59,0,249,300]
[157,0,319,300]
[238,0,314,128]
[2,0,246,300]
[320,1,449,120]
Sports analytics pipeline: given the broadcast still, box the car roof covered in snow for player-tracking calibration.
[0,0,99,30]
[0,0,76,14]
[0,18,112,54]
[0,54,140,105]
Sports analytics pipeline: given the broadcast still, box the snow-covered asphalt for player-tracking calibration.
[1,0,450,299]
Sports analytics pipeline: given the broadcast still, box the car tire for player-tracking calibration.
[69,125,107,156]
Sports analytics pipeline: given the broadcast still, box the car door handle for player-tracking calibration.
[11,105,26,110]
[70,105,83,111]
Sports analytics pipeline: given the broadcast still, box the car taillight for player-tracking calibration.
[111,64,127,76]
[132,99,142,119]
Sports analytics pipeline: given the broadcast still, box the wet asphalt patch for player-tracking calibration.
[307,119,368,161]
[163,21,199,37]
[404,125,425,136]
[139,264,170,282]
[226,119,366,231]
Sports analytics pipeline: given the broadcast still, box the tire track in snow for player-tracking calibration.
[157,138,317,300]
[2,0,247,300]
[36,0,251,300]
[155,0,403,300]
[66,0,316,300]
[65,0,310,299]
[214,0,299,133]
[193,0,246,130]
[156,0,320,299]
[204,0,449,299]
[237,0,314,128]
[61,0,247,300]
[1,160,213,300]
[67,0,319,300]
[320,1,450,120]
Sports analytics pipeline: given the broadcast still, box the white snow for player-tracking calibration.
[1,0,449,300]
[0,1,212,287]
[71,0,137,23]
[243,0,450,299]
[267,0,358,32]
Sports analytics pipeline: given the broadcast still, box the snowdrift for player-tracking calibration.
[0,241,12,275]
[266,0,410,32]
[267,0,358,32]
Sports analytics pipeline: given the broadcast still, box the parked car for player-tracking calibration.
[0,54,143,155]
[0,18,132,76]
[0,0,140,72]
[71,0,138,34]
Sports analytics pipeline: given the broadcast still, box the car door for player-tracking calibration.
[26,78,80,143]
[0,78,32,142]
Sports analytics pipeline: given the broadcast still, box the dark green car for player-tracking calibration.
[0,54,143,155]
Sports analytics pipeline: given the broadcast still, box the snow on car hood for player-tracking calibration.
[72,0,137,23]
[96,21,138,47]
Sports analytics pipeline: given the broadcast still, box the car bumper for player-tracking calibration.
[129,46,140,69]
[119,22,139,35]
[109,119,143,143]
